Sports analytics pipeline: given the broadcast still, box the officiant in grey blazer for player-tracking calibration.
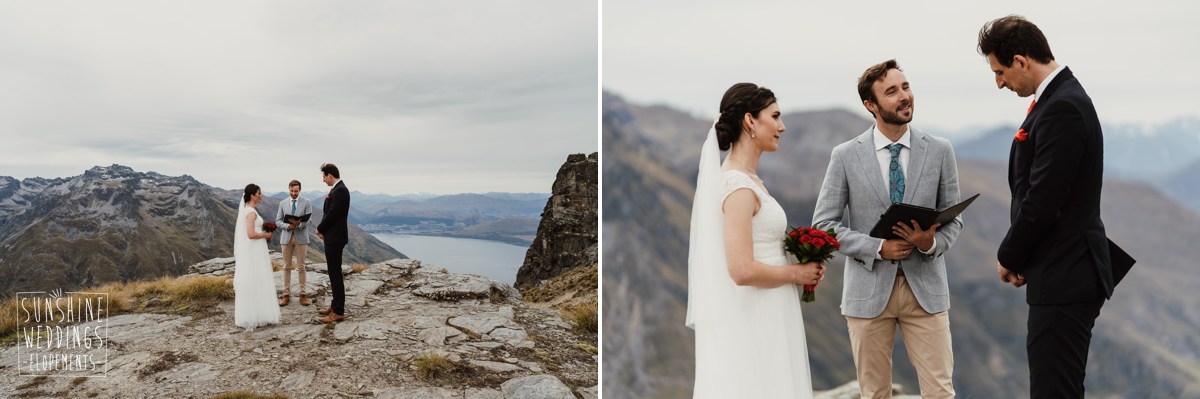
[812,59,963,399]
[276,179,313,307]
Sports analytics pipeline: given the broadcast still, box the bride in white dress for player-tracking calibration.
[687,83,825,398]
[234,184,281,331]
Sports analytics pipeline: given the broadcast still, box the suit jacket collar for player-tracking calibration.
[853,125,930,206]
[1036,67,1074,107]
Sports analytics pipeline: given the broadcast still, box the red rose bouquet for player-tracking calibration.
[783,226,840,302]
[262,222,278,233]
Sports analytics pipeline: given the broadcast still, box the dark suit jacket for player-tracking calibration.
[998,67,1134,305]
[318,180,350,247]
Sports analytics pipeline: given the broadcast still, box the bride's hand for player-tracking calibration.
[263,232,273,240]
[792,262,825,285]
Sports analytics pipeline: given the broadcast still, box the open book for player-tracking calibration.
[869,194,980,239]
[282,213,312,223]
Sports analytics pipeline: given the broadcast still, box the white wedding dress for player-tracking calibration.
[687,117,816,397]
[690,170,814,398]
[233,202,280,331]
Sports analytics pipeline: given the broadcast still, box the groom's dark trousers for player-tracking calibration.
[997,68,1134,398]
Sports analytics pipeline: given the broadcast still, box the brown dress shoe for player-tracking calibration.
[318,307,332,316]
[299,295,311,306]
[318,312,344,323]
[278,295,289,306]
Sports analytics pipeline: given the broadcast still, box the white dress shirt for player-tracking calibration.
[1034,64,1067,102]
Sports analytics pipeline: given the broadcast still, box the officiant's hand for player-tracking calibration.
[893,220,940,253]
[880,239,915,260]
[289,220,301,229]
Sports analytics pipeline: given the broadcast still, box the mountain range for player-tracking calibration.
[268,190,548,246]
[950,117,1200,212]
[601,91,1200,398]
[0,165,403,295]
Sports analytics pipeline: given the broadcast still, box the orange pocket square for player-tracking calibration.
[1015,128,1029,142]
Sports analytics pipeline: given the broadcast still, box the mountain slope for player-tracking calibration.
[0,165,404,294]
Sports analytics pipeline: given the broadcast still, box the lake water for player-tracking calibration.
[371,234,527,284]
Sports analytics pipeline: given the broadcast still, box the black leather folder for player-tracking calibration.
[869,194,980,239]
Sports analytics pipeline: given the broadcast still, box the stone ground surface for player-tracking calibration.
[3,258,597,399]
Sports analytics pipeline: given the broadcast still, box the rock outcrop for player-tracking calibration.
[2,257,595,398]
[514,153,598,294]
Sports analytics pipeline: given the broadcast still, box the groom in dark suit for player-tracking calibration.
[978,15,1135,398]
[317,163,350,323]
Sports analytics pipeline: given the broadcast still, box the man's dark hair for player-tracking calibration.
[857,59,902,117]
[978,15,1055,67]
[288,179,301,189]
[320,163,340,179]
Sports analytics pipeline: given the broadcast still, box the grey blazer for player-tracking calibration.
[812,126,963,318]
[275,196,314,245]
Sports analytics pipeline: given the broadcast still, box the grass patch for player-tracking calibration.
[563,303,598,334]
[71,376,87,387]
[350,263,369,274]
[413,354,454,380]
[574,342,598,355]
[410,353,505,387]
[91,275,234,319]
[16,376,49,390]
[212,392,290,399]
[1,297,22,344]
[137,351,200,378]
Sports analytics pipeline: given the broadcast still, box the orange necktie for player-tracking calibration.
[1027,100,1036,115]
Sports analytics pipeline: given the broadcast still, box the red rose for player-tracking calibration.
[812,238,826,248]
[1015,128,1029,142]
[800,235,812,244]
[789,230,799,238]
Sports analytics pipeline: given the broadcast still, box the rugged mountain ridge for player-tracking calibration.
[601,91,1200,398]
[515,153,598,294]
[0,165,403,295]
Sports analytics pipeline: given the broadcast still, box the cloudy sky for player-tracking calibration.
[0,1,597,195]
[604,0,1199,137]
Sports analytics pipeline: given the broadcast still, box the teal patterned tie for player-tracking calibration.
[887,143,905,203]
[291,199,297,215]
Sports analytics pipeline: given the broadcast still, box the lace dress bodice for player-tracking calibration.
[720,170,789,265]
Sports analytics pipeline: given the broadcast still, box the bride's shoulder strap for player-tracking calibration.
[720,170,761,203]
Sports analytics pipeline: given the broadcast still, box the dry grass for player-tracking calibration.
[0,297,22,343]
[563,303,598,334]
[212,392,290,399]
[16,376,48,390]
[89,275,233,319]
[350,263,369,274]
[138,352,199,378]
[413,354,454,380]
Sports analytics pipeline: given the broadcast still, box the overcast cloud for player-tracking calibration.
[604,0,1199,137]
[0,1,597,195]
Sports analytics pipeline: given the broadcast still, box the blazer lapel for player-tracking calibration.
[852,127,890,206]
[902,128,929,204]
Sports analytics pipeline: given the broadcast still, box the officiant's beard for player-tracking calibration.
[878,101,913,126]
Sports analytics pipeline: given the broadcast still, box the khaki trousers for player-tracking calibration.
[280,235,308,296]
[846,275,954,399]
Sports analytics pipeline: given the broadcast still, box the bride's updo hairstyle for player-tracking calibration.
[243,184,261,203]
[715,83,777,151]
